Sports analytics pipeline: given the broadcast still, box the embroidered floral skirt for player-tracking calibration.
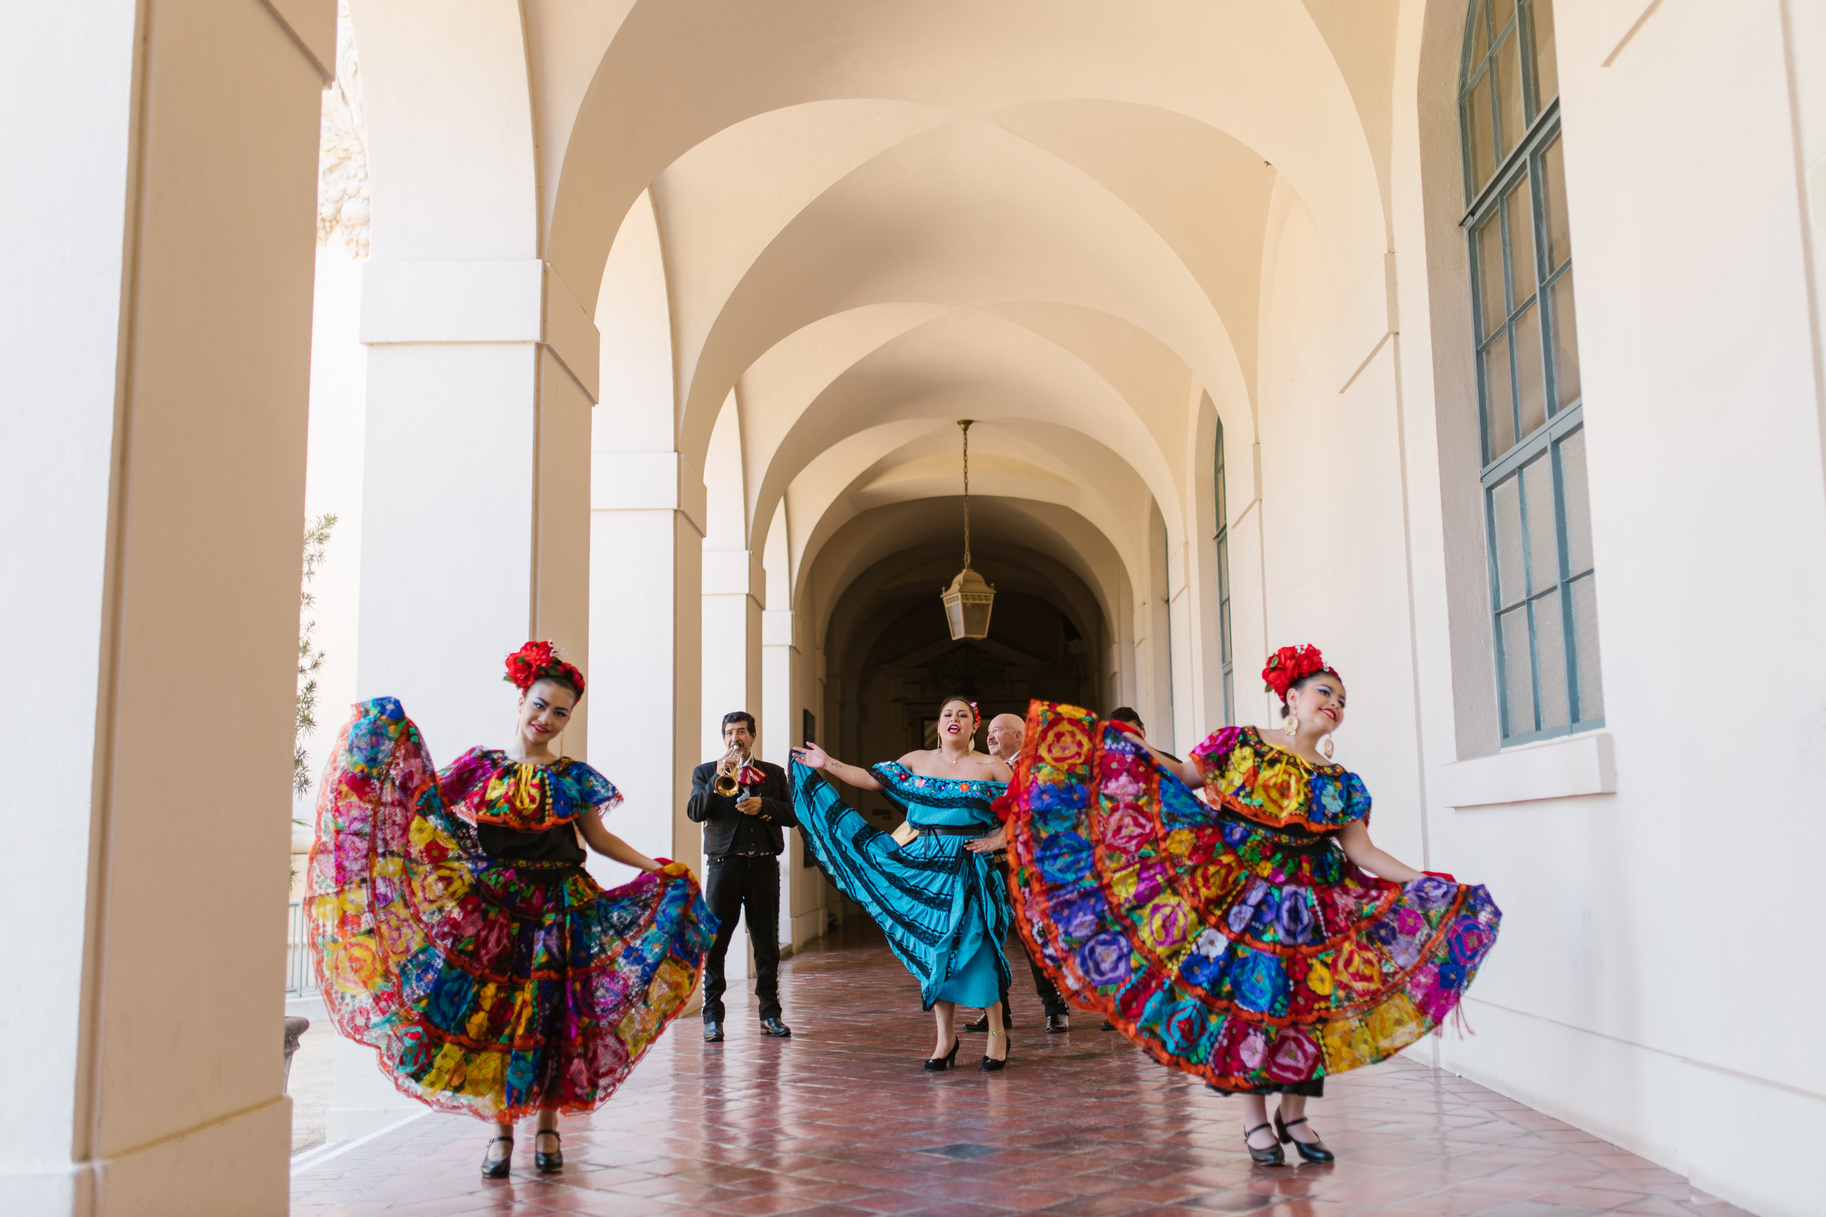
[306,698,713,1122]
[1002,703,1502,1093]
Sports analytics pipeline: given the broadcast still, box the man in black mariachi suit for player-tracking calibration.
[688,710,796,1042]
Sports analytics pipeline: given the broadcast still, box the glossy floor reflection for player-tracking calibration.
[291,922,1751,1217]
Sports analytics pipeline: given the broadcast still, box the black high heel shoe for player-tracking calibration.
[534,1128,563,1173]
[480,1134,513,1178]
[924,1036,960,1071]
[1243,1123,1285,1167]
[1275,1112,1334,1163]
[981,1031,1011,1072]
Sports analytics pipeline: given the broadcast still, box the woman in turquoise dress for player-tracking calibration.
[790,696,1014,1071]
[1001,646,1501,1165]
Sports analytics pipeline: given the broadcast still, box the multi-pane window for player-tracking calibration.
[1461,0,1601,744]
[1213,420,1234,725]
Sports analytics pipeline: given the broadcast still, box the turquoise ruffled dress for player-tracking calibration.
[791,760,1011,1008]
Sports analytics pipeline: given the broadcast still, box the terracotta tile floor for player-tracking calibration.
[292,924,1752,1217]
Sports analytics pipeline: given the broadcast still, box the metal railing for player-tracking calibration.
[286,900,320,997]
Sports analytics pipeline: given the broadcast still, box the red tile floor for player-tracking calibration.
[291,923,1752,1217]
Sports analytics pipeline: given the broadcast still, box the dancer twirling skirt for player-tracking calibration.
[791,696,1015,1070]
[307,642,713,1176]
[1000,645,1501,1163]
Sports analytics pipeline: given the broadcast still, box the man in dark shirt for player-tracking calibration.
[687,711,796,1042]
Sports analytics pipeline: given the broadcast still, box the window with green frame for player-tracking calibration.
[1461,0,1601,744]
[1213,419,1234,725]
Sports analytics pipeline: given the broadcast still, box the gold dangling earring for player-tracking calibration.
[1282,713,1299,738]
[1322,735,1335,760]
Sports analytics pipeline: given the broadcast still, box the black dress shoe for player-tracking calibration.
[1100,1019,1117,1031]
[1045,1013,1070,1033]
[480,1134,513,1178]
[924,1037,960,1071]
[1275,1112,1335,1163]
[1244,1122,1285,1167]
[534,1129,563,1174]
[759,1017,792,1038]
[961,1013,988,1032]
[703,1021,724,1042]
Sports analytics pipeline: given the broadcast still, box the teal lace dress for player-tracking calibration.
[791,760,1011,1008]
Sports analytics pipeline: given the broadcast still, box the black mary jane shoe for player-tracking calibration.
[533,1129,563,1174]
[924,1036,960,1071]
[981,1032,1011,1072]
[1275,1113,1335,1164]
[1243,1123,1286,1167]
[480,1135,513,1179]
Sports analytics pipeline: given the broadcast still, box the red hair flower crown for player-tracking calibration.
[503,640,587,695]
[1262,644,1338,700]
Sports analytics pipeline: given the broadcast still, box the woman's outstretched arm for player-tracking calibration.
[577,810,665,873]
[791,741,884,791]
[1136,737,1204,788]
[1335,820,1422,883]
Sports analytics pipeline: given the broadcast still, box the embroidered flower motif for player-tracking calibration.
[1160,999,1206,1055]
[1100,803,1153,855]
[1194,927,1226,958]
[1230,950,1287,1012]
[1078,930,1133,987]
[1264,1028,1321,1082]
[1276,891,1317,945]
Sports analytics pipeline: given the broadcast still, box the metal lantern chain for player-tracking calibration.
[959,419,972,569]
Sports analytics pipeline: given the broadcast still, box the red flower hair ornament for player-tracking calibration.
[1262,644,1339,701]
[504,640,587,696]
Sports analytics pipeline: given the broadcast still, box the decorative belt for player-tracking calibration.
[912,823,995,836]
[485,858,583,884]
[1216,812,1338,853]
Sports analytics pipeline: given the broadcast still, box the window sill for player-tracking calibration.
[1439,731,1615,809]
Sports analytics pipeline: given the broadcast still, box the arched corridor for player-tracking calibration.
[289,926,1755,1217]
[8,1,1826,1215]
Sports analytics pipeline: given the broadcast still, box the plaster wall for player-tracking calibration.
[1389,4,1826,1216]
[297,241,369,819]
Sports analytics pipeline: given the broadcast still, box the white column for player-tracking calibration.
[587,454,706,878]
[0,2,332,1213]
[333,261,599,1139]
[1166,539,1198,755]
[764,608,827,950]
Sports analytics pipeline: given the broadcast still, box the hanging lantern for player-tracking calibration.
[941,419,995,640]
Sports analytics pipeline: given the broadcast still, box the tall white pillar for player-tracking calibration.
[0,2,332,1213]
[587,456,707,878]
[332,262,599,1139]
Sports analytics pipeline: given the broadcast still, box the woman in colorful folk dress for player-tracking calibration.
[1000,646,1501,1166]
[307,642,713,1178]
[790,696,1015,1071]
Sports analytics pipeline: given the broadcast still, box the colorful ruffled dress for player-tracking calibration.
[306,698,713,1121]
[1002,705,1501,1094]
[791,760,1010,1008]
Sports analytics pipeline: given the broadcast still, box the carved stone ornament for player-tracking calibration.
[317,1,369,257]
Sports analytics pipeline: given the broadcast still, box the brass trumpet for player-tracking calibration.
[712,745,745,797]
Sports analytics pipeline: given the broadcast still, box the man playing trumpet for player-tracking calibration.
[688,711,797,1042]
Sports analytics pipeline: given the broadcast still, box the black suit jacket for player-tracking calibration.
[687,757,797,857]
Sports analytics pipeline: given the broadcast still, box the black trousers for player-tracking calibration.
[702,854,782,1023]
[991,855,1068,1018]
